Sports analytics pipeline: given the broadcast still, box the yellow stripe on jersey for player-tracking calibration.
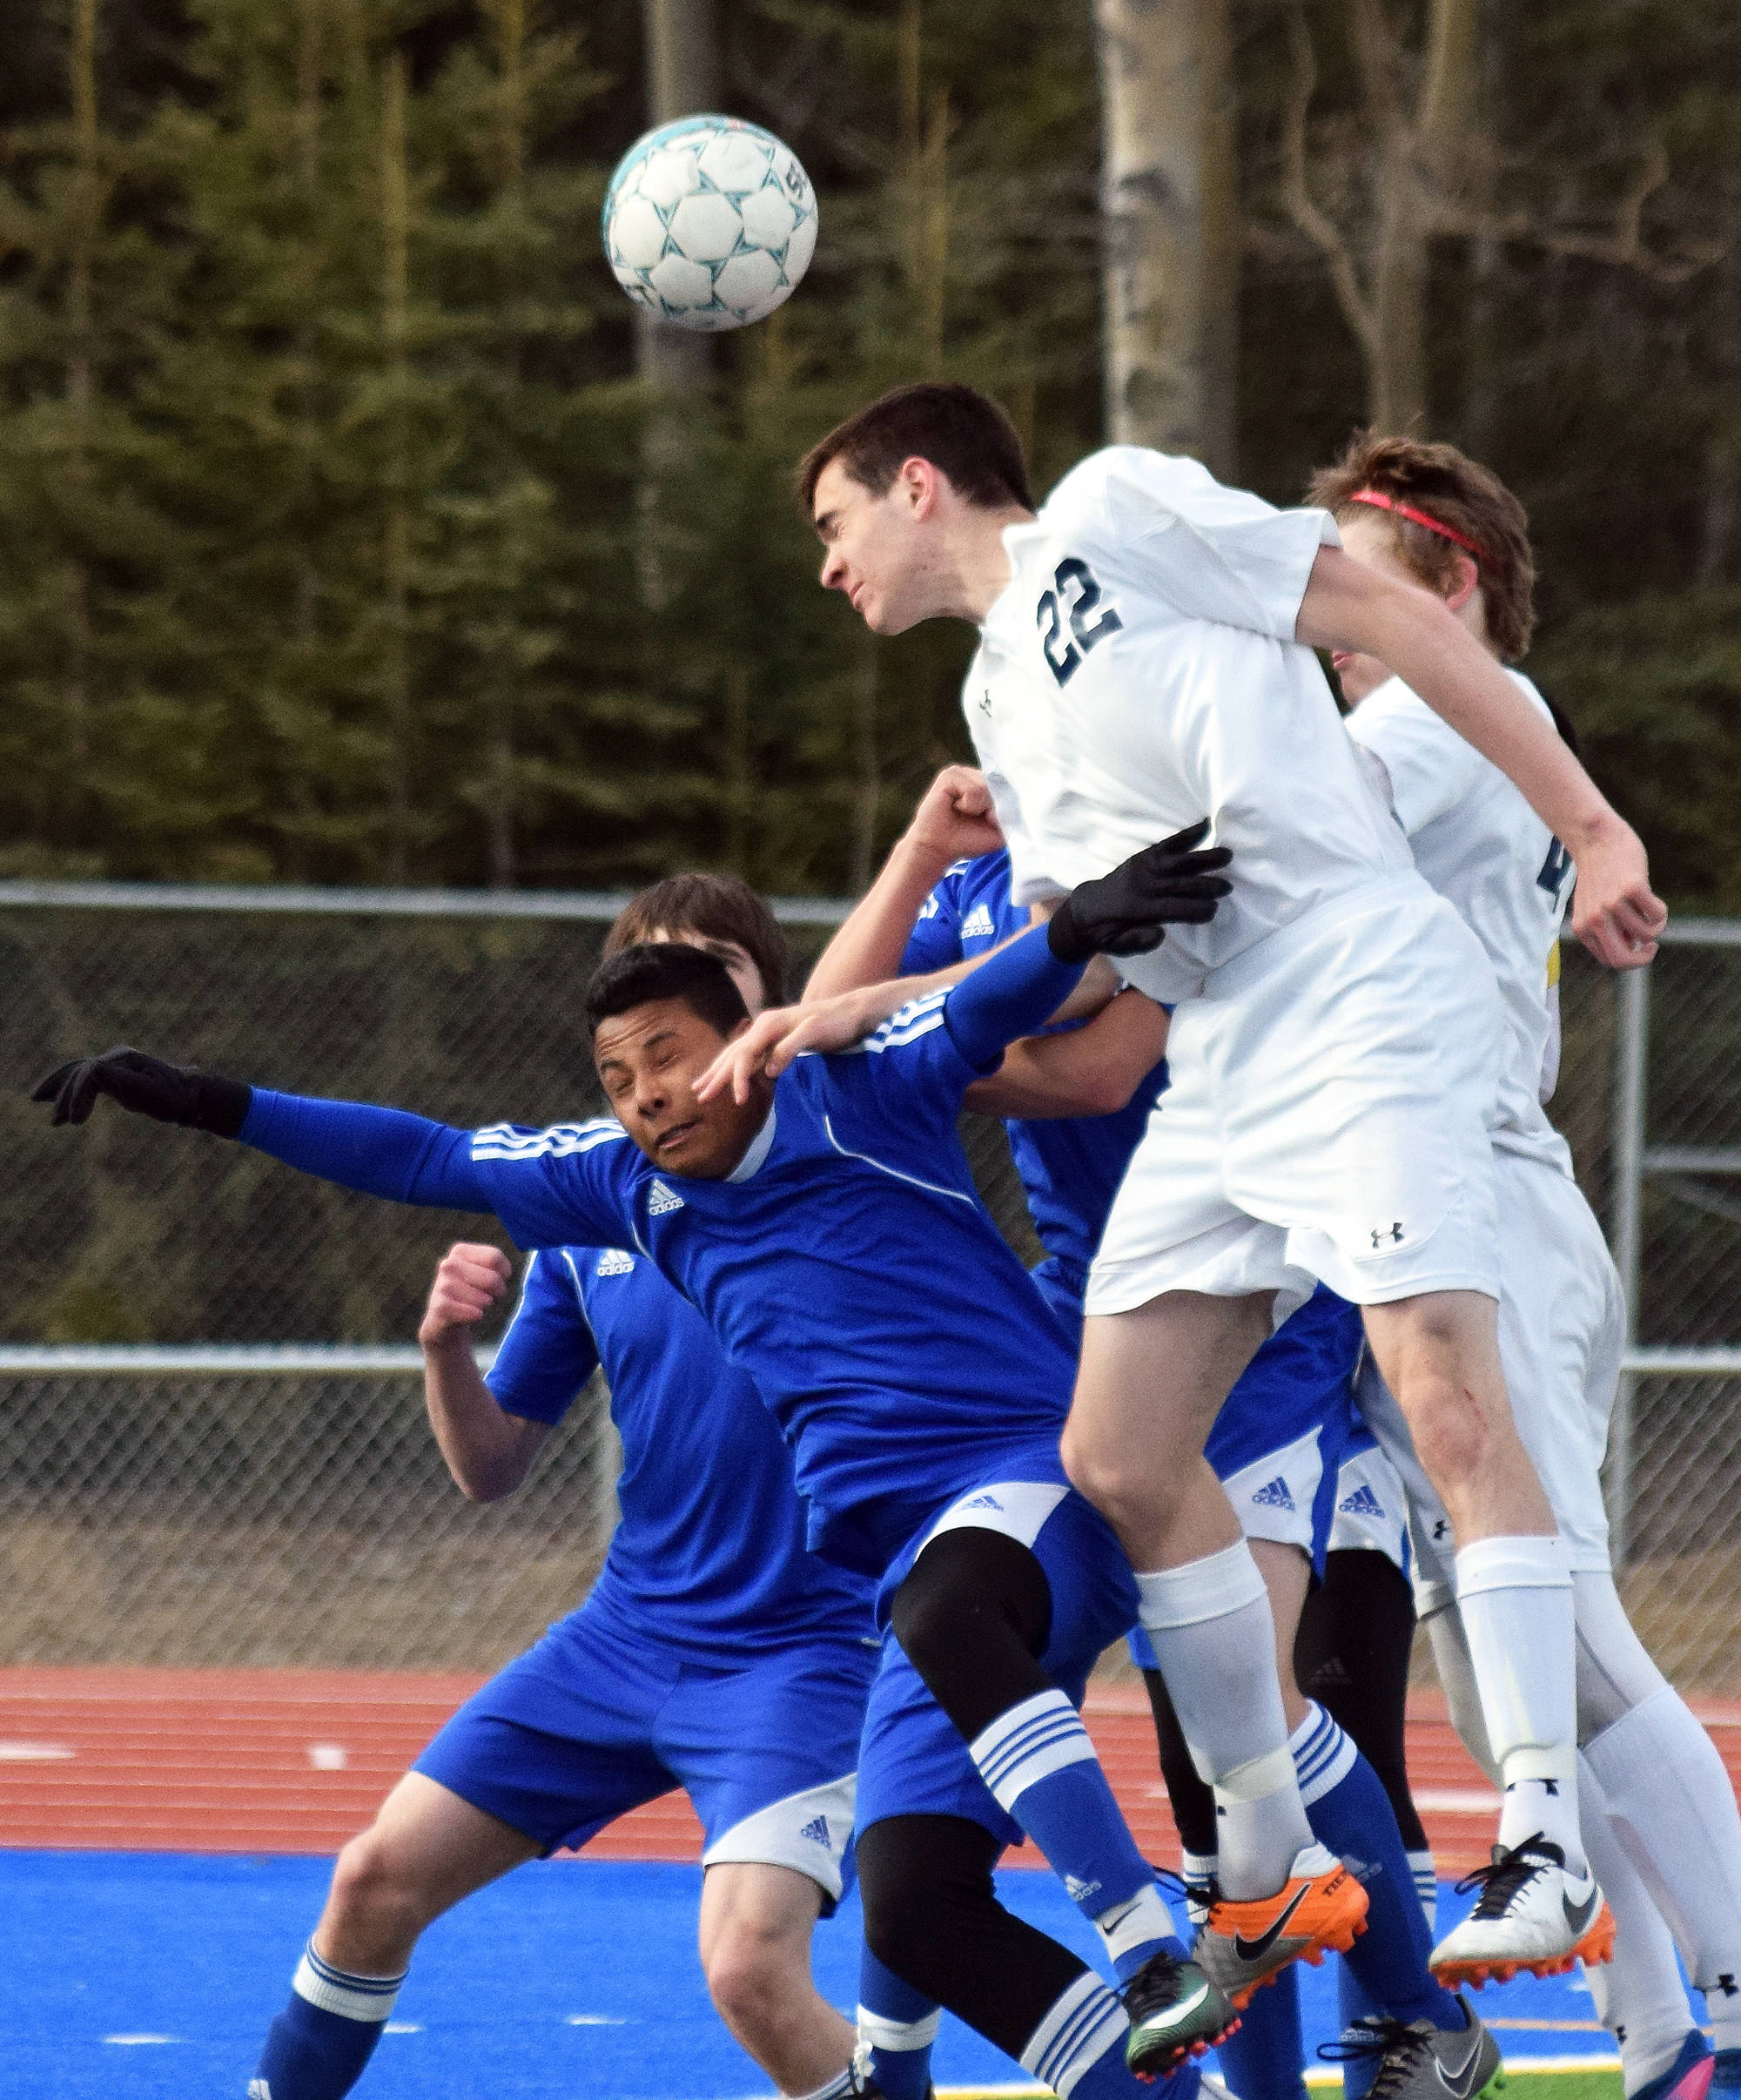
[1547,939,1562,988]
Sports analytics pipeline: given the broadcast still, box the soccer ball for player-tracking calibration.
[602,115,818,333]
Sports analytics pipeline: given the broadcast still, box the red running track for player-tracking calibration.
[3,1668,1739,1873]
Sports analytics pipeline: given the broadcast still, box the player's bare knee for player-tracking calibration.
[702,1916,799,2035]
[1060,1425,1173,1534]
[1397,1374,1493,1492]
[326,1827,429,1947]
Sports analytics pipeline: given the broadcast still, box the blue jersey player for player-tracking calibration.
[37,836,1370,2099]
[222,878,883,2100]
[790,773,1473,2100]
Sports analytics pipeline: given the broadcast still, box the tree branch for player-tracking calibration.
[1445,140,1724,286]
[1279,1,1379,360]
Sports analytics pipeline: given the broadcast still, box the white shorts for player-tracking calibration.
[1086,874,1506,1320]
[1326,1440,1412,1571]
[1357,1148,1623,1615]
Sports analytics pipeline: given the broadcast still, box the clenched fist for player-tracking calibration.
[419,1242,513,1350]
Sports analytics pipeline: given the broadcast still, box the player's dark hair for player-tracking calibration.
[1308,432,1536,662]
[603,874,790,1005]
[584,942,750,1042]
[799,382,1034,515]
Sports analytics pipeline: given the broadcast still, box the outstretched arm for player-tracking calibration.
[699,825,1229,1103]
[1296,546,1665,966]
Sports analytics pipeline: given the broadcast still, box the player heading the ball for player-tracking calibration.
[795,381,1664,1988]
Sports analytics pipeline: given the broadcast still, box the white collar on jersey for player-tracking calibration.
[726,1105,777,1183]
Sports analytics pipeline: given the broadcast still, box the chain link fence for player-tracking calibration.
[1,886,1736,1685]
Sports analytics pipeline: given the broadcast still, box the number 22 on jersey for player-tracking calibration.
[1036,557,1122,684]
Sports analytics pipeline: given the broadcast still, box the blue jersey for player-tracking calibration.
[902,849,1167,1286]
[240,930,1088,1579]
[487,1247,873,1660]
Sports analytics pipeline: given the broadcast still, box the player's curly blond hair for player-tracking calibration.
[1308,433,1536,663]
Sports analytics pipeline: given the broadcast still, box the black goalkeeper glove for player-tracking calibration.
[30,1046,252,1138]
[1046,820,1233,966]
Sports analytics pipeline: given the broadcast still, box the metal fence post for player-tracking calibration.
[1607,963,1651,1565]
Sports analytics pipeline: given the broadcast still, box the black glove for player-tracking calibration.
[30,1046,252,1138]
[1046,821,1233,966]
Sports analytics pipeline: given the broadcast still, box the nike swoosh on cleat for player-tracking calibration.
[1137,1982,1212,2034]
[1563,1888,1599,1935]
[1233,1884,1312,1962]
[1434,2032,1489,2097]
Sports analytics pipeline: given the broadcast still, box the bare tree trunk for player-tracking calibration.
[635,0,716,396]
[381,50,412,885]
[897,0,950,377]
[63,0,100,792]
[1095,0,1238,475]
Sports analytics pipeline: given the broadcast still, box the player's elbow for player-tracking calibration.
[447,1450,528,1503]
[1075,1061,1145,1117]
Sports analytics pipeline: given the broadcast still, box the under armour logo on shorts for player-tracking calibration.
[1369,1222,1404,1249]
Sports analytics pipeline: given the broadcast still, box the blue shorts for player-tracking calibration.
[1031,1255,1090,1343]
[857,1450,1140,1850]
[414,1601,877,1903]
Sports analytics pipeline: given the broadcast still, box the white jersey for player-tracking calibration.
[965,447,1411,1006]
[1345,670,1575,1169]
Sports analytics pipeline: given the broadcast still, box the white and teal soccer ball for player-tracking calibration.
[602,115,818,332]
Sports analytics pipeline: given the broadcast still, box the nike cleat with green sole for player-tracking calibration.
[1123,1952,1239,2083]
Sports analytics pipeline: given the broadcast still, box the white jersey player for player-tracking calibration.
[1318,432,1741,2100]
[792,381,1664,1995]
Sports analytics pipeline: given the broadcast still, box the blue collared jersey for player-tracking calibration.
[462,1000,1079,1578]
[903,849,1168,1286]
[486,1247,874,1660]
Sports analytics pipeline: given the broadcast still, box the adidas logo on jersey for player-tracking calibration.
[595,1249,635,1277]
[249,2083,272,2099]
[800,1814,831,1847]
[960,903,997,940]
[1064,1874,1103,1904]
[1251,1476,1296,1512]
[963,1493,1004,1511]
[1337,1483,1386,1519]
[647,1180,684,1215]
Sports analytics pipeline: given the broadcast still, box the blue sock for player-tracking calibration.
[972,1691,1185,1982]
[857,1946,938,2100]
[1217,1959,1308,2100]
[1292,1705,1462,2031]
[1021,1970,1205,2097]
[250,1942,405,2099]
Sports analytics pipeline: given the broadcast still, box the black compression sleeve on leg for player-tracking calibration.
[1140,1667,1220,1861]
[1294,1548,1428,1852]
[890,1527,1053,1744]
[858,1814,1093,2063]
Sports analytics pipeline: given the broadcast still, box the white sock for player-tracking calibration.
[1455,1534,1583,1867]
[1584,1687,1741,2053]
[1136,1542,1312,1899]
[1019,1969,1133,2097]
[1579,1756,1696,2093]
[1407,1849,1438,1935]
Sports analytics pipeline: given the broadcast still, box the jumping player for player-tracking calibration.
[1314,431,1741,2100]
[795,381,1665,1990]
[799,771,1472,2100]
[233,878,876,2100]
[36,838,1330,2097]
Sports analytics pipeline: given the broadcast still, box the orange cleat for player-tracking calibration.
[1192,1841,1370,2009]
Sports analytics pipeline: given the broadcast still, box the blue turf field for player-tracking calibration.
[1,1849,1637,2098]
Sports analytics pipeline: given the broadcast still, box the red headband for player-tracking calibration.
[1347,488,1491,565]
